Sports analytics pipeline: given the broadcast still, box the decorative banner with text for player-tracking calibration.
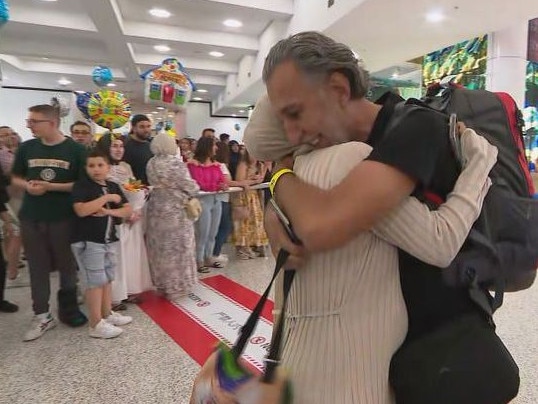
[138,275,274,373]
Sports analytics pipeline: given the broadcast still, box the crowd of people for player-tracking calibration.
[0,108,269,341]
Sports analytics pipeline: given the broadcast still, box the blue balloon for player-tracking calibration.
[0,0,9,27]
[92,66,113,87]
[76,92,92,119]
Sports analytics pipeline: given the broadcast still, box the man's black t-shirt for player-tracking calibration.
[123,137,153,185]
[71,179,128,244]
[367,92,476,342]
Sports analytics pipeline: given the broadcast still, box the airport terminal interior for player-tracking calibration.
[1,0,538,403]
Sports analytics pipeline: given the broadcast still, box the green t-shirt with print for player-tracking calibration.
[12,137,87,222]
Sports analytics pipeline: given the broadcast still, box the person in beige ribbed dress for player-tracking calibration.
[280,128,497,403]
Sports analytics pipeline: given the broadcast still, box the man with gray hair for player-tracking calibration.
[245,31,503,400]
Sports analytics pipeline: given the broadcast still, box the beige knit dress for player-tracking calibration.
[281,132,497,403]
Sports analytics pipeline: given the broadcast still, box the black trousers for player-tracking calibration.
[20,220,78,315]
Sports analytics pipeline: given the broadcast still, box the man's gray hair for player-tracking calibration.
[262,31,370,99]
[150,133,178,156]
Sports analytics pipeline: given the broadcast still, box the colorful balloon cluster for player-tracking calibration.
[0,0,9,27]
[141,58,195,111]
[76,92,92,119]
[92,65,114,87]
[74,65,131,129]
[87,90,131,130]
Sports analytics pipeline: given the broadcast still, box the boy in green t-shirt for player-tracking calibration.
[11,104,88,341]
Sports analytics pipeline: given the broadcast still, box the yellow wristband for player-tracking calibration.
[269,168,294,196]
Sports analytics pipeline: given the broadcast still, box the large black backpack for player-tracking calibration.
[396,85,538,315]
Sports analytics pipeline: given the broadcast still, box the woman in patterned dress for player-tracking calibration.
[146,134,200,300]
[231,148,268,259]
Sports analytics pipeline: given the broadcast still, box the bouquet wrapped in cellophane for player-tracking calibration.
[121,178,148,211]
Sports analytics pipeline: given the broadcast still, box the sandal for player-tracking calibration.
[208,261,224,269]
[112,302,127,311]
[198,266,210,274]
[124,295,142,304]
[237,249,252,260]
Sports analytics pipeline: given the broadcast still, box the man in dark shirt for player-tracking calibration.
[253,32,480,341]
[12,104,88,341]
[123,114,153,185]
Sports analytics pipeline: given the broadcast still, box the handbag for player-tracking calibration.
[184,197,202,221]
[389,311,520,404]
[190,250,295,403]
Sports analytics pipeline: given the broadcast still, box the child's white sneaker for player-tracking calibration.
[89,319,123,339]
[105,311,132,326]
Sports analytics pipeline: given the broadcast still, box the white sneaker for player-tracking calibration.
[215,254,229,263]
[89,319,123,339]
[105,311,132,326]
[23,313,57,342]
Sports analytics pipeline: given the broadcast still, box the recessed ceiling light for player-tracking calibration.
[107,83,116,87]
[156,106,165,110]
[223,19,243,28]
[209,51,224,58]
[149,8,171,18]
[58,78,71,86]
[154,45,171,52]
[42,57,50,60]
[196,89,208,93]
[152,111,158,114]
[239,109,245,113]
[41,0,58,2]
[426,10,445,23]
[192,97,203,101]
[231,114,237,117]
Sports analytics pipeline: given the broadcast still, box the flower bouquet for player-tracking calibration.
[121,178,148,210]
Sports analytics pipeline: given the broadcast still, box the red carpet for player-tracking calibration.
[138,275,274,371]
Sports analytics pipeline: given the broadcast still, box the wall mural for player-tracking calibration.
[422,35,488,90]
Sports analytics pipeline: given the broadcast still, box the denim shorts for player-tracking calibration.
[71,241,118,290]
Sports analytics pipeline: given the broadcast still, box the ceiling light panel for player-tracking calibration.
[223,19,243,28]
[149,8,171,18]
[154,45,171,52]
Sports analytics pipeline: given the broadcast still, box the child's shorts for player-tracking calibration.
[71,241,118,290]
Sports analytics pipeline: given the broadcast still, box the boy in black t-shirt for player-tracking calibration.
[71,151,133,339]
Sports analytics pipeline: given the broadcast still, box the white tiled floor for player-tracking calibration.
[1,252,537,403]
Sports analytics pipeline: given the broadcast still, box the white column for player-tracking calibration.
[486,22,528,108]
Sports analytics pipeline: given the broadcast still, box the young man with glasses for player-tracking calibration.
[70,121,93,148]
[12,104,88,341]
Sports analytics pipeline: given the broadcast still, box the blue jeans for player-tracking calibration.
[195,195,222,264]
[213,201,232,257]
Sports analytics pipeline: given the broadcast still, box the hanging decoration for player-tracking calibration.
[92,65,114,87]
[0,0,9,27]
[87,90,131,130]
[50,95,70,118]
[75,92,93,119]
[140,58,195,111]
